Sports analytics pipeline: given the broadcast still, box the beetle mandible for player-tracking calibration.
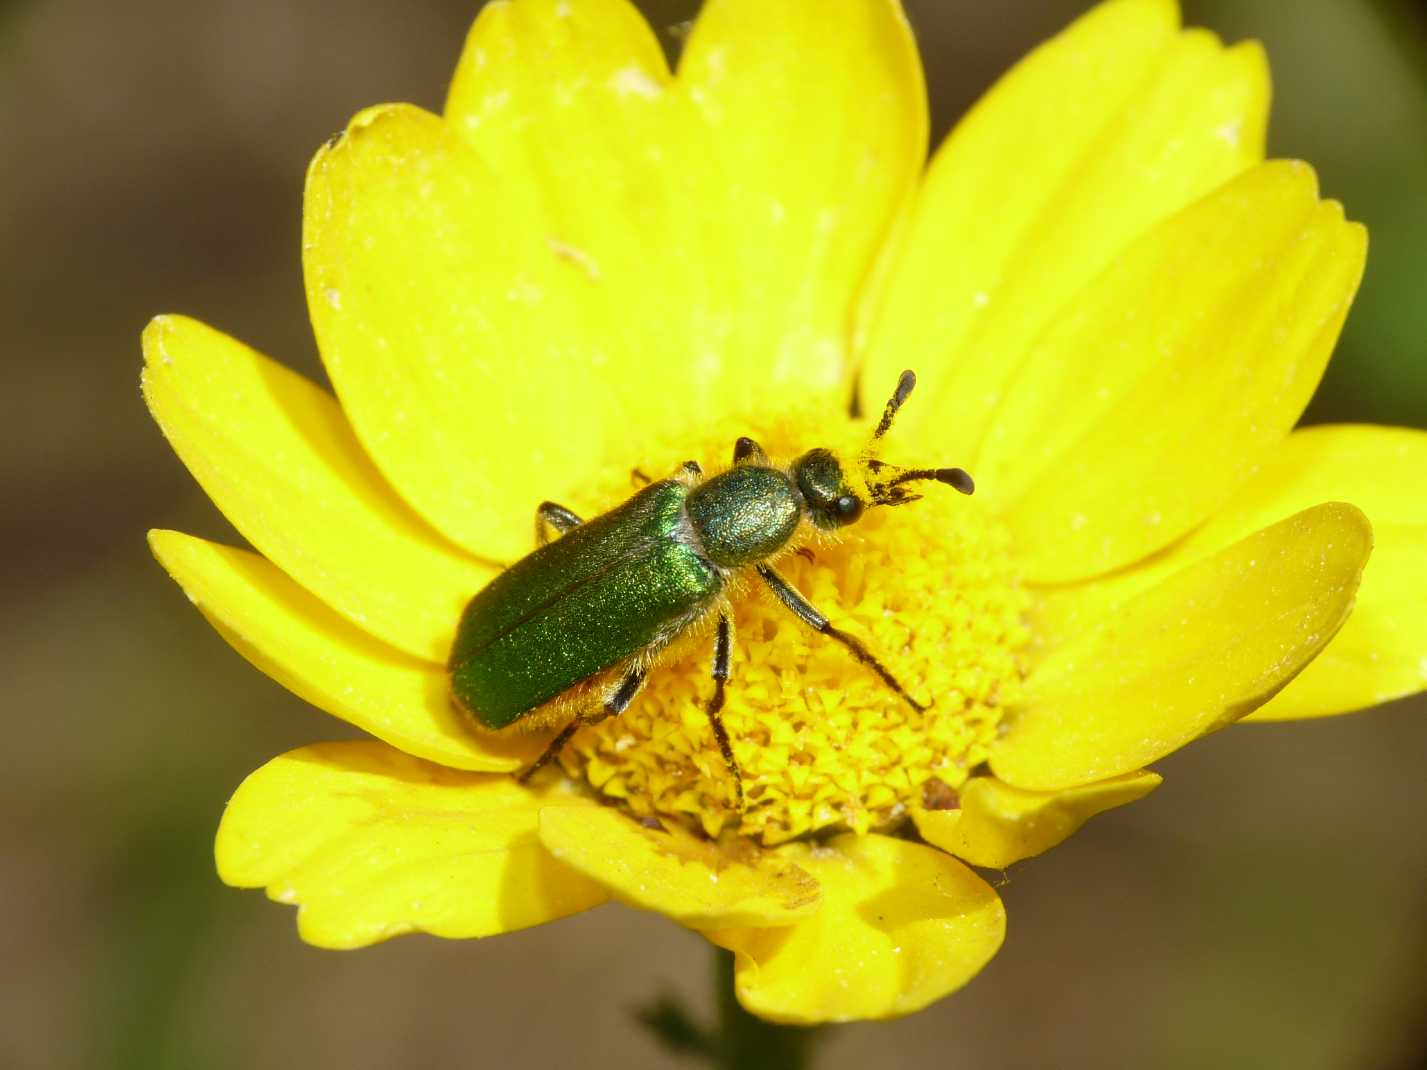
[447,370,974,808]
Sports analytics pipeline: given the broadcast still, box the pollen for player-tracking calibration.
[559,412,1031,846]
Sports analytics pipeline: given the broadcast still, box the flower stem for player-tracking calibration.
[709,948,821,1070]
[633,946,824,1067]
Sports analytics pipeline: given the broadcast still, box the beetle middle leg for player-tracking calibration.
[535,501,583,547]
[756,564,929,713]
[705,613,745,811]
[517,667,647,784]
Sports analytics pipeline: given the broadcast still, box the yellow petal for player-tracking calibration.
[216,742,606,948]
[859,0,1268,459]
[1246,428,1427,719]
[1032,426,1427,721]
[705,834,1004,1023]
[446,0,926,432]
[994,502,1372,790]
[304,103,620,562]
[141,315,496,661]
[444,0,693,439]
[676,0,926,403]
[988,162,1364,581]
[914,771,1161,869]
[538,804,820,929]
[150,530,537,772]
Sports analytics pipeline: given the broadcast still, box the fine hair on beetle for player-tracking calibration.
[446,369,975,812]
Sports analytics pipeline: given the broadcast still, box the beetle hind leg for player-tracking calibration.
[705,613,745,812]
[516,666,646,784]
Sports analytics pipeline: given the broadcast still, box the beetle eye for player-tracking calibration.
[835,495,863,521]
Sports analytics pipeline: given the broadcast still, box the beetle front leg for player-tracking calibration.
[516,667,646,784]
[732,436,768,466]
[705,613,744,811]
[535,501,583,547]
[756,564,929,713]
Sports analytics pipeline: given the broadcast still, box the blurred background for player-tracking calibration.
[3,0,1425,1066]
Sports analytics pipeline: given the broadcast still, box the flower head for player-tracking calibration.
[145,0,1427,1025]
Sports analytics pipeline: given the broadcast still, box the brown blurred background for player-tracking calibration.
[3,1,1426,1067]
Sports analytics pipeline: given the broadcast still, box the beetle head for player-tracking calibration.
[791,447,865,530]
[793,370,973,529]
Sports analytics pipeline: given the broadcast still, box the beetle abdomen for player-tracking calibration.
[449,481,722,729]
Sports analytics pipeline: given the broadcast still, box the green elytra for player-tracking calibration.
[447,371,974,808]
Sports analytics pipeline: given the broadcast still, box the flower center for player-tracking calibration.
[558,409,1029,845]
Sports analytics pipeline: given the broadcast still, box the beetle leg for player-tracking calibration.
[516,667,647,784]
[705,613,745,811]
[630,467,653,486]
[732,436,769,466]
[535,501,583,547]
[756,564,929,713]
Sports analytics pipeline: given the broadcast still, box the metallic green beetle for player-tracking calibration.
[448,371,973,807]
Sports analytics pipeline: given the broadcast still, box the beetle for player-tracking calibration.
[447,370,974,808]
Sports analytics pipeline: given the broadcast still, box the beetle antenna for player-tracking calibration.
[872,370,917,442]
[859,370,917,472]
[857,370,974,505]
[886,466,975,496]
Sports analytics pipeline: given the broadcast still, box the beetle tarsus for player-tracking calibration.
[517,718,582,784]
[756,563,929,715]
[823,620,930,713]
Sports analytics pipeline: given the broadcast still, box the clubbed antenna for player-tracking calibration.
[886,466,974,496]
[872,369,918,442]
[859,369,975,507]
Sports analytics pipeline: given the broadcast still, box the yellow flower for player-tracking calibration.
[142,0,1425,1025]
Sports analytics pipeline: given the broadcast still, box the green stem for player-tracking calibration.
[633,945,825,1067]
[710,949,822,1070]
